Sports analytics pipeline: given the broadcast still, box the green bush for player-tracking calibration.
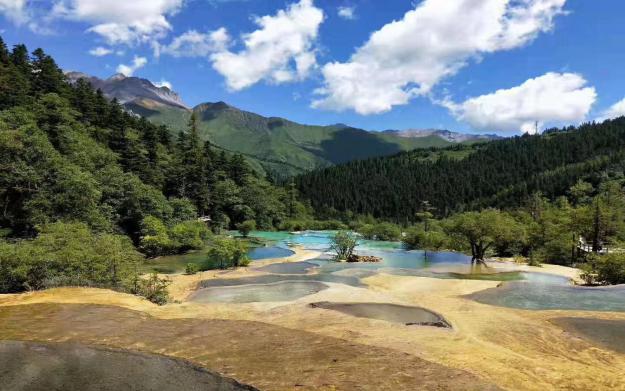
[582,253,625,285]
[237,220,256,237]
[279,219,348,231]
[170,220,211,252]
[314,220,348,230]
[131,272,170,305]
[206,237,249,269]
[403,227,447,251]
[526,253,543,267]
[139,216,173,257]
[185,262,199,275]
[140,217,210,257]
[330,231,358,261]
[280,219,308,231]
[0,221,143,293]
[359,222,401,241]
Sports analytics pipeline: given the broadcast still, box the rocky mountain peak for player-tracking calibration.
[65,71,189,110]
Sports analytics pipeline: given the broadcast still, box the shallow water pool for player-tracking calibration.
[248,246,295,260]
[468,282,625,312]
[189,281,328,303]
[310,302,451,327]
[255,261,319,274]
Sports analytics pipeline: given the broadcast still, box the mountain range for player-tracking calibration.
[66,72,501,177]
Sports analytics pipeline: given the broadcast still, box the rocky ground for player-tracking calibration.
[0,340,256,391]
[0,248,624,390]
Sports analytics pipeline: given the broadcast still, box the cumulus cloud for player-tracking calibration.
[88,46,113,56]
[154,79,172,89]
[442,72,596,134]
[157,28,230,57]
[210,0,324,91]
[116,56,148,76]
[52,0,183,45]
[313,0,567,115]
[0,0,28,24]
[337,6,355,20]
[597,98,625,122]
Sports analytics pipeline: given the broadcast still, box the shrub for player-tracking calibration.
[526,253,542,267]
[206,237,249,269]
[280,219,309,231]
[313,220,348,230]
[403,227,447,251]
[170,220,211,252]
[582,253,625,285]
[330,231,358,261]
[185,263,200,275]
[0,221,143,293]
[359,222,401,241]
[237,220,256,237]
[139,216,173,257]
[132,272,170,305]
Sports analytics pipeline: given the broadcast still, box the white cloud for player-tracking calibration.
[52,0,183,45]
[597,98,625,122]
[157,28,230,57]
[0,0,57,34]
[442,72,596,134]
[88,46,113,56]
[337,6,355,20]
[0,0,27,24]
[154,79,172,89]
[313,0,566,115]
[116,56,148,76]
[210,0,324,91]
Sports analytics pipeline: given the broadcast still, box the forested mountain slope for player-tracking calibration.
[0,38,296,242]
[68,72,499,178]
[129,98,460,178]
[296,120,625,221]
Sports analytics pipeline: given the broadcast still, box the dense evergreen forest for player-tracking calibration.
[0,37,300,240]
[296,120,625,222]
[0,38,313,297]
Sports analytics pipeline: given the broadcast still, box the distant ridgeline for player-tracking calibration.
[296,119,625,222]
[65,72,499,179]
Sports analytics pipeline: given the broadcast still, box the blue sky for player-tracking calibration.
[1,0,625,134]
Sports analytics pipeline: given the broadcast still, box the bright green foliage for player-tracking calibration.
[131,272,170,305]
[403,227,447,251]
[280,219,348,231]
[330,231,358,261]
[0,222,142,293]
[443,210,525,263]
[581,253,625,285]
[237,220,256,237]
[140,217,210,257]
[206,237,250,269]
[139,216,173,257]
[0,39,291,256]
[185,263,199,275]
[170,220,211,252]
[359,222,401,241]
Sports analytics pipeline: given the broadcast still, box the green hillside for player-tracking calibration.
[128,100,456,178]
[296,119,625,222]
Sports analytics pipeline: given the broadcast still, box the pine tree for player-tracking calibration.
[31,48,67,95]
[0,37,9,64]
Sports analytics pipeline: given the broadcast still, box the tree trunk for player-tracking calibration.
[592,203,601,252]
